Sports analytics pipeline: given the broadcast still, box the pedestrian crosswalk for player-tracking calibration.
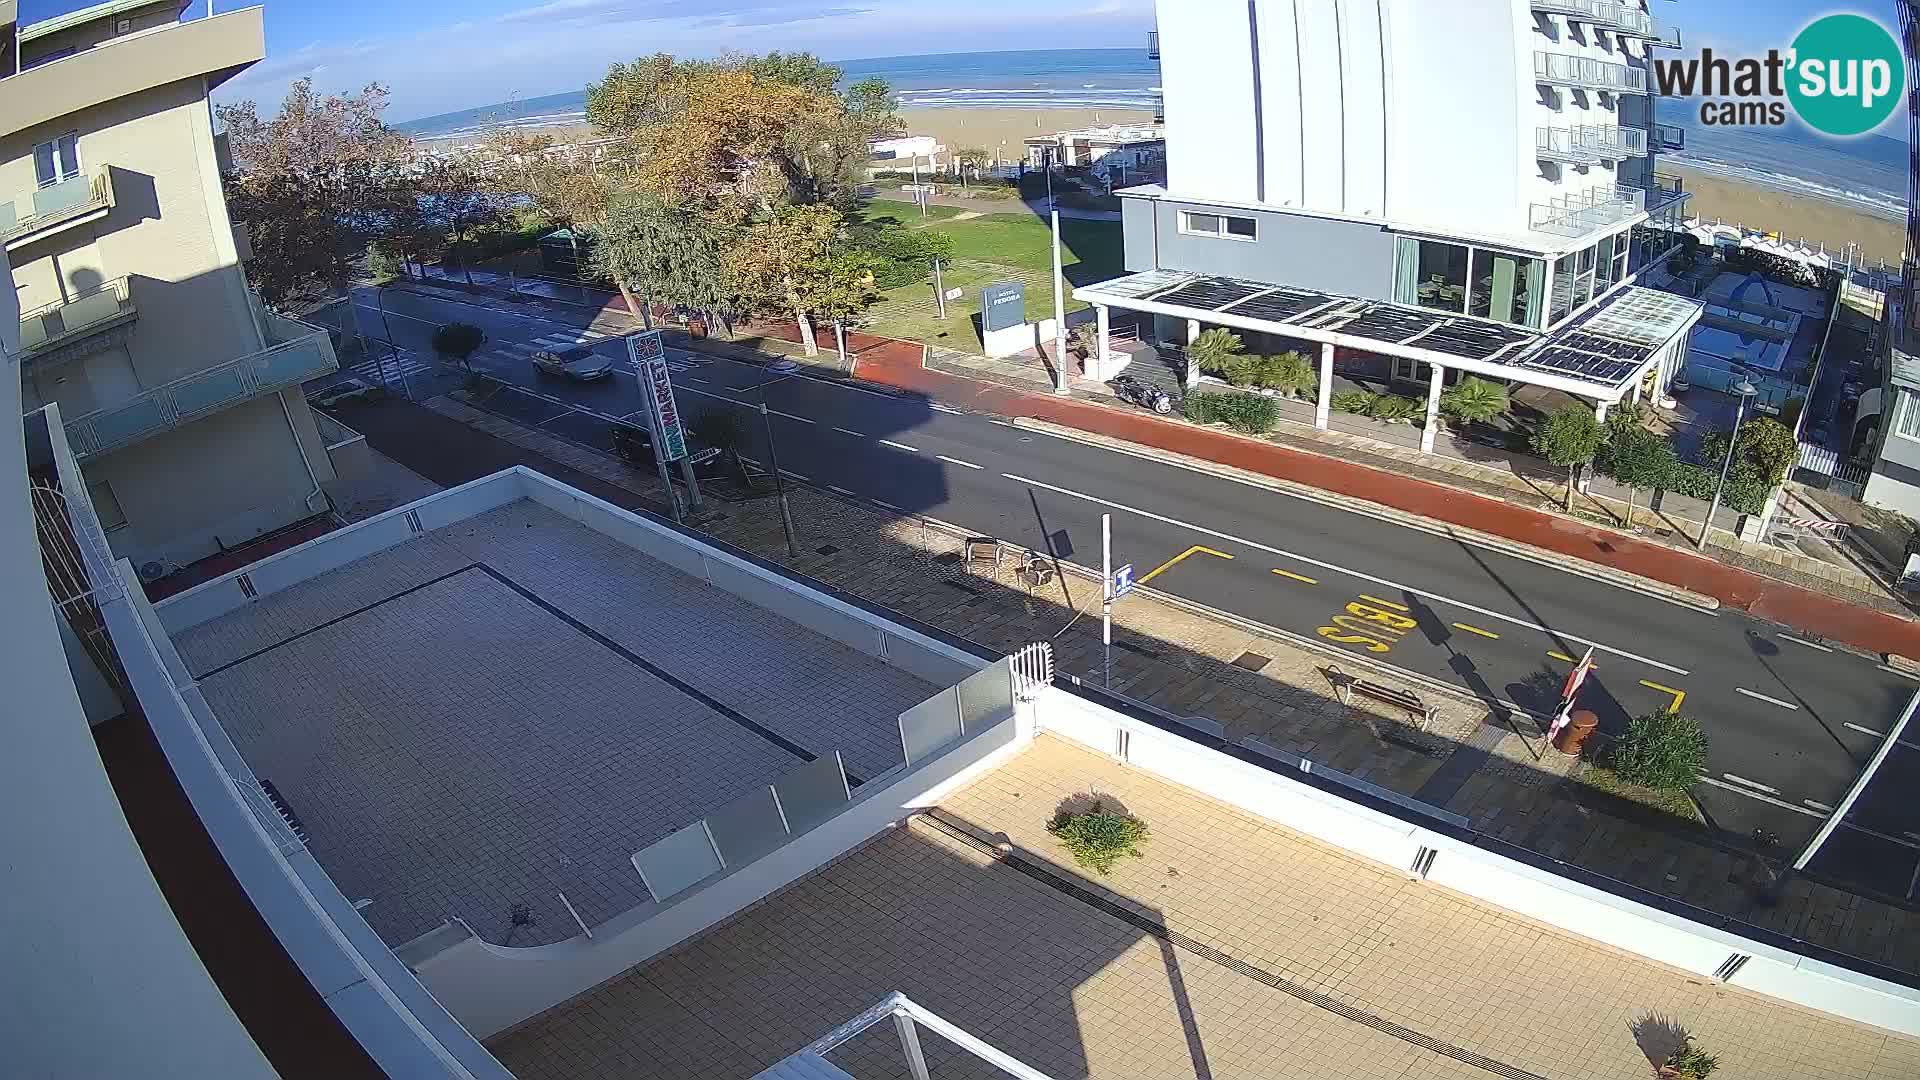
[346,348,435,384]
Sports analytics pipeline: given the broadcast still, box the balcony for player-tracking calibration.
[1531,184,1647,238]
[1650,19,1682,49]
[1147,29,1158,59]
[63,332,339,462]
[18,278,136,361]
[1534,50,1649,94]
[1628,170,1687,210]
[1,167,114,250]
[1531,0,1656,37]
[1653,122,1685,150]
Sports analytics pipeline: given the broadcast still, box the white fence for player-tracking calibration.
[1033,686,1920,1039]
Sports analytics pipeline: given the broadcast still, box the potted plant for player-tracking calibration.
[1047,799,1149,875]
[1658,1036,1719,1079]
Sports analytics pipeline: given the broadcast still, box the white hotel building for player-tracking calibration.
[1079,0,1703,451]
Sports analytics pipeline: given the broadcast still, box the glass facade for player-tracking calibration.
[1468,249,1543,327]
[1396,238,1545,328]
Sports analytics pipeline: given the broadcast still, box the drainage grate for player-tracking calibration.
[1232,651,1272,671]
[815,544,841,556]
[921,811,1550,1080]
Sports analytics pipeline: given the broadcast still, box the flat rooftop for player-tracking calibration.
[174,499,935,947]
[491,735,1920,1080]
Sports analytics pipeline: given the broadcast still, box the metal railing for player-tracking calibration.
[1530,183,1647,237]
[1531,0,1655,37]
[19,277,136,356]
[1628,170,1687,209]
[1653,122,1685,150]
[64,332,339,461]
[1147,29,1158,58]
[1575,123,1648,158]
[1012,641,1054,702]
[1534,50,1649,93]
[0,166,112,244]
[762,993,1059,1080]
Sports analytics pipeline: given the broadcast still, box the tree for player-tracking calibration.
[415,156,505,285]
[1533,405,1603,512]
[1698,416,1798,516]
[1603,420,1678,526]
[485,130,615,299]
[1186,327,1244,376]
[731,203,869,356]
[218,79,413,300]
[591,192,740,327]
[431,322,485,369]
[1438,377,1510,426]
[951,144,990,188]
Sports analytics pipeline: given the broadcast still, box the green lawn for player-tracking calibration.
[851,201,1125,351]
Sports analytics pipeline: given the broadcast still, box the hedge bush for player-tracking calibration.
[1048,800,1149,875]
[1366,394,1422,422]
[1183,391,1279,434]
[1609,711,1709,791]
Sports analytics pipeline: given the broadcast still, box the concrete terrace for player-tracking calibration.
[491,735,1920,1080]
[174,499,935,946]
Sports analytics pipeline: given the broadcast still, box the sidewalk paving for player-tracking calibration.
[331,390,1920,982]
[490,735,1920,1080]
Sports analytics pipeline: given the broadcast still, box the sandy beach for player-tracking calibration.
[896,107,1157,164]
[1663,164,1906,266]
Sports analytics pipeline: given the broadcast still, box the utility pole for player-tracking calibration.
[760,402,799,560]
[1051,208,1069,395]
[933,259,947,319]
[1101,513,1112,689]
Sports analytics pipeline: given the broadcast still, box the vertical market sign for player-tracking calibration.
[627,330,687,462]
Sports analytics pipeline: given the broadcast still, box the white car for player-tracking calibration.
[531,345,613,382]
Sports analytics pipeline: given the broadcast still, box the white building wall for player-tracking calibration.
[1158,0,1259,203]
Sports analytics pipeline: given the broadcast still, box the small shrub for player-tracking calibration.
[1187,327,1245,376]
[1664,1037,1720,1079]
[1048,800,1148,875]
[1609,711,1709,792]
[1366,394,1422,423]
[432,322,486,368]
[1331,389,1376,414]
[366,242,401,282]
[1660,460,1719,500]
[1438,376,1510,424]
[1183,391,1277,434]
[1224,351,1316,396]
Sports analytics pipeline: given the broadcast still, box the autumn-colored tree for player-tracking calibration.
[483,129,616,296]
[217,78,413,300]
[415,156,506,285]
[730,204,881,357]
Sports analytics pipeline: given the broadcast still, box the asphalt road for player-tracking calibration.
[344,284,1920,900]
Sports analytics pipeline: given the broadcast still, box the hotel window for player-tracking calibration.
[33,132,81,188]
[1548,252,1578,325]
[1594,234,1619,293]
[1574,245,1597,307]
[1895,389,1920,441]
[1396,239,1470,315]
[1178,210,1257,241]
[1469,250,1545,328]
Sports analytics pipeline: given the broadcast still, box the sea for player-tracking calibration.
[394,47,1907,221]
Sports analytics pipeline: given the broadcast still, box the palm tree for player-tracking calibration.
[1439,377,1510,426]
[1185,327,1244,378]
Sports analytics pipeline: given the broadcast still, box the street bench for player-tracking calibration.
[1329,667,1440,731]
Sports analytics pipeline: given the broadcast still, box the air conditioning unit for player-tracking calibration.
[137,560,168,582]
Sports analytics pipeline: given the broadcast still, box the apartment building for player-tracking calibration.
[3,0,338,583]
[1079,0,1705,452]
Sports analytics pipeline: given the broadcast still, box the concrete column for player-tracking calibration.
[1315,342,1334,430]
[1095,303,1110,379]
[1630,378,1643,405]
[1420,363,1444,454]
[1595,400,1610,425]
[1184,319,1202,388]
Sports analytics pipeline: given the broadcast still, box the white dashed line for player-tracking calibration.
[1721,773,1781,796]
[1000,472,1688,675]
[1878,664,1920,681]
[988,419,1017,428]
[1735,687,1800,710]
[827,485,857,496]
[833,426,867,437]
[872,499,902,511]
[1697,777,1823,817]
[930,403,963,414]
[938,455,984,470]
[779,469,808,481]
[1846,722,1886,738]
[879,439,920,452]
[1804,799,1835,812]
[771,409,815,424]
[1779,635,1833,652]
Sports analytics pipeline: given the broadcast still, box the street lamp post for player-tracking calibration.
[1696,377,1757,549]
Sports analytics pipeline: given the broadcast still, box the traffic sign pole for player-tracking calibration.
[1102,514,1111,689]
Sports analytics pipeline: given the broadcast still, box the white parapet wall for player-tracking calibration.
[1034,685,1920,1039]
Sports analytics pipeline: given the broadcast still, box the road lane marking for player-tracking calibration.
[1639,680,1686,713]
[879,439,920,452]
[1722,773,1781,796]
[1735,687,1800,710]
[930,404,963,414]
[988,419,1017,428]
[771,409,815,424]
[938,455,984,470]
[1697,776,1824,818]
[1846,722,1886,738]
[827,485,857,496]
[1358,594,1409,611]
[780,469,808,481]
[677,385,748,406]
[872,499,902,511]
[1780,635,1832,652]
[1001,472,1689,676]
[1804,799,1835,812]
[1138,545,1234,586]
[1452,623,1500,639]
[682,376,707,384]
[832,426,867,437]
[1547,651,1577,663]
[1270,568,1318,585]
[1878,664,1920,681]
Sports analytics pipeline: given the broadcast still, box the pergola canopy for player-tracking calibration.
[1075,270,1703,402]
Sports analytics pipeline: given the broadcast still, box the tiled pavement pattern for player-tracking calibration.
[416,393,1920,977]
[490,736,1920,1079]
[183,501,934,946]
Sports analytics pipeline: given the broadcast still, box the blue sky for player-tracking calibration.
[16,0,1910,123]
